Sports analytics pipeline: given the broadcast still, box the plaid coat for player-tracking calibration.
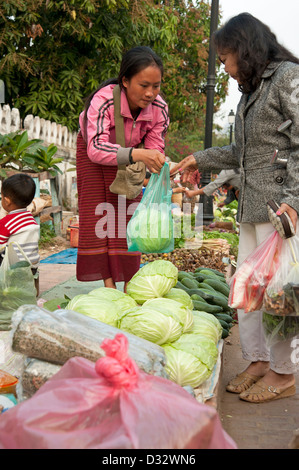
[194,61,299,223]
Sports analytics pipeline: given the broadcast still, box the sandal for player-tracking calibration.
[239,379,296,403]
[226,371,263,394]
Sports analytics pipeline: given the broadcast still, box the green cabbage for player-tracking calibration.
[127,205,173,253]
[88,287,137,311]
[66,294,120,327]
[162,333,219,388]
[162,345,211,388]
[191,311,222,344]
[163,288,193,311]
[143,297,194,333]
[118,304,183,345]
[127,260,178,305]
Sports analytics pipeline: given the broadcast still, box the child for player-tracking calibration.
[0,173,40,295]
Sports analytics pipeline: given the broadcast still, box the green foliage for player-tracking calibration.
[203,229,239,259]
[0,131,62,177]
[0,0,228,134]
[39,222,56,247]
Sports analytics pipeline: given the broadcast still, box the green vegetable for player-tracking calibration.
[66,294,120,327]
[88,287,137,311]
[191,311,222,343]
[118,300,186,345]
[203,278,230,297]
[180,277,199,290]
[213,313,234,323]
[163,287,193,311]
[196,267,226,278]
[127,205,173,253]
[144,297,194,333]
[127,260,178,305]
[192,299,223,313]
[10,260,31,269]
[174,281,191,293]
[262,313,299,341]
[162,333,218,388]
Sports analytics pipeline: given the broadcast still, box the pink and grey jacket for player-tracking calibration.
[79,84,169,166]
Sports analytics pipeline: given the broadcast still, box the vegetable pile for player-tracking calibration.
[174,267,235,339]
[52,260,231,390]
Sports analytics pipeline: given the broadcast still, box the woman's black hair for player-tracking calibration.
[214,12,299,93]
[2,173,36,208]
[82,46,164,130]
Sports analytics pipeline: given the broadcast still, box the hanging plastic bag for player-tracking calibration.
[0,334,236,449]
[262,233,299,345]
[127,162,174,253]
[228,231,283,313]
[0,242,37,330]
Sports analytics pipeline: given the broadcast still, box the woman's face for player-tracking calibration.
[218,51,240,83]
[122,65,162,114]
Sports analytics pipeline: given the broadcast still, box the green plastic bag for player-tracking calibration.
[0,242,37,330]
[127,163,174,254]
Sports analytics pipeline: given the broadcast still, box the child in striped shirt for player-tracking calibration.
[0,173,40,294]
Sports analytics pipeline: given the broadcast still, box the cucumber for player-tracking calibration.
[213,313,234,323]
[174,281,191,293]
[217,319,230,329]
[203,278,230,297]
[192,300,223,314]
[187,288,216,303]
[196,282,217,292]
[190,294,206,303]
[178,271,195,281]
[197,268,226,278]
[222,328,229,339]
[205,294,229,310]
[193,273,205,283]
[181,277,200,290]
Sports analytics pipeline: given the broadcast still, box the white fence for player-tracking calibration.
[0,104,78,211]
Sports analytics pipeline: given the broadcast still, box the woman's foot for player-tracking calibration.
[104,278,116,289]
[226,361,270,394]
[239,370,296,403]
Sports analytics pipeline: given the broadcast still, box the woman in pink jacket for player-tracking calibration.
[76,46,169,292]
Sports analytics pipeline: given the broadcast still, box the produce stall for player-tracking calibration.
[0,212,238,448]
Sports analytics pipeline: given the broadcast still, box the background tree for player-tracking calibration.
[0,0,228,155]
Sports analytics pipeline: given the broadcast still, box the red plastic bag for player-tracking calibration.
[229,231,283,313]
[0,334,236,449]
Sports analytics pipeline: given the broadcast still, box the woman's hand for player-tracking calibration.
[132,148,165,173]
[169,155,198,182]
[276,203,298,231]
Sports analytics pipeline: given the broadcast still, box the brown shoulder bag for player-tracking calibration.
[109,85,146,200]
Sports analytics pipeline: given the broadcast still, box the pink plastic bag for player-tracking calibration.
[0,334,236,449]
[229,231,283,313]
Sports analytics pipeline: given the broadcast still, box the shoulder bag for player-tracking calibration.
[109,85,146,200]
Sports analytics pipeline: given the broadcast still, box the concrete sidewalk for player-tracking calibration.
[38,263,299,450]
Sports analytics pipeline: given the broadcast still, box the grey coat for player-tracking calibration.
[194,61,299,223]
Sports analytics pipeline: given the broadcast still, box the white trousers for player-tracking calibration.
[237,222,299,374]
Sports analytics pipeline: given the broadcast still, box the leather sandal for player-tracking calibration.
[239,379,296,403]
[226,371,263,394]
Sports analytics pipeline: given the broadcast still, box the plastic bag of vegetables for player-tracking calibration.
[162,333,219,388]
[118,297,193,345]
[0,242,37,330]
[127,260,178,305]
[127,163,174,254]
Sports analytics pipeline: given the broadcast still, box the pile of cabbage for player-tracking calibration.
[65,260,222,389]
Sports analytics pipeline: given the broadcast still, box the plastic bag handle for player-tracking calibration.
[6,241,32,266]
[288,238,299,266]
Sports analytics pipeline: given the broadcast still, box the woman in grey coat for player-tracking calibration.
[171,13,299,403]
